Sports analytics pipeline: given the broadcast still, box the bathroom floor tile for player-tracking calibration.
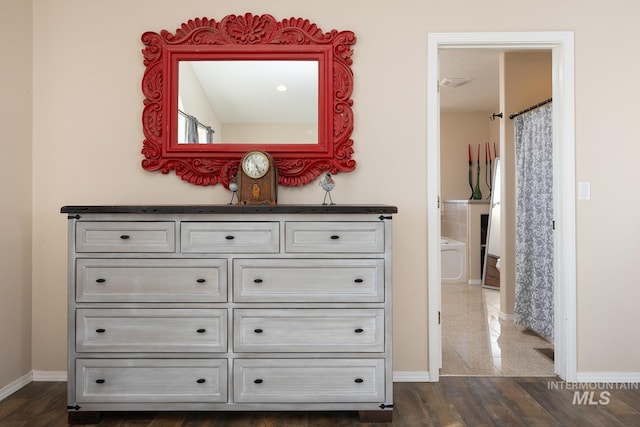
[441,283,554,376]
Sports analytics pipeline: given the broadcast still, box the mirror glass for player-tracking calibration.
[486,158,501,256]
[483,158,501,288]
[178,60,318,144]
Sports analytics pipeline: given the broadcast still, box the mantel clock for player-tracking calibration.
[237,151,278,205]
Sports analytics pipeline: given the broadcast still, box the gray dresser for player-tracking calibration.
[61,205,396,423]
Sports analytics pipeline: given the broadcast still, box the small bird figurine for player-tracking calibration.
[320,173,336,205]
[228,174,238,205]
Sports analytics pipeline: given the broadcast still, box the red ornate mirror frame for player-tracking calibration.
[141,13,356,187]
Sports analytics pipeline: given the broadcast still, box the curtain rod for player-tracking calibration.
[178,109,214,132]
[509,98,552,120]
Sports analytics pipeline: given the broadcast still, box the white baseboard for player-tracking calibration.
[0,370,68,402]
[468,279,482,285]
[0,371,32,401]
[393,371,431,382]
[394,371,640,384]
[32,370,67,382]
[576,372,640,383]
[499,312,514,321]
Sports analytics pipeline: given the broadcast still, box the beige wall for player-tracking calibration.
[440,112,495,201]
[0,0,33,388]
[12,0,639,383]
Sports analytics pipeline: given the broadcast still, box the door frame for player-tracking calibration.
[426,32,576,382]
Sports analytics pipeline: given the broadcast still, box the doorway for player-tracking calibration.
[426,32,577,382]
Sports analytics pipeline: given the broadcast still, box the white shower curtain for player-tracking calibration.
[513,103,554,340]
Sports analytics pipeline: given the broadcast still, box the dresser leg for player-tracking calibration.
[359,410,393,423]
[68,411,102,425]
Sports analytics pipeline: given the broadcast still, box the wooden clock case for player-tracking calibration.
[237,151,278,205]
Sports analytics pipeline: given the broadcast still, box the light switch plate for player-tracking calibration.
[578,181,590,200]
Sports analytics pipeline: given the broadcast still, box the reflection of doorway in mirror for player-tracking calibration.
[178,62,221,144]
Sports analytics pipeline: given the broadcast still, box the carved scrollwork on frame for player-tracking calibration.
[141,13,357,187]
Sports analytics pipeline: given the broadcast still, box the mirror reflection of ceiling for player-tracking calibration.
[186,60,318,124]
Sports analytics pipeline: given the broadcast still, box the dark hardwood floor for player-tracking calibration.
[1,378,639,426]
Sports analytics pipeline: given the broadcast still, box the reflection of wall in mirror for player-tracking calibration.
[223,122,317,143]
[178,62,221,143]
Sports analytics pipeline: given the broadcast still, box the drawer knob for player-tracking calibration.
[253,278,263,284]
[254,379,263,384]
[354,378,364,384]
[95,379,106,384]
[254,328,263,334]
[197,378,206,384]
[330,235,340,240]
[354,278,364,283]
[196,278,206,283]
[225,235,235,240]
[96,328,106,333]
[197,329,206,333]
[354,328,364,333]
[96,278,106,283]
[119,235,130,240]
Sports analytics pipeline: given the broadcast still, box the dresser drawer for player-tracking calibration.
[76,259,227,303]
[76,222,175,253]
[181,222,279,253]
[233,259,384,302]
[76,309,227,352]
[234,309,384,352]
[76,359,227,403]
[234,358,385,403]
[285,222,384,253]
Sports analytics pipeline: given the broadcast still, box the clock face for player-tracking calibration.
[242,151,270,179]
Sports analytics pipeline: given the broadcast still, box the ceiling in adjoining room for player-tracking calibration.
[439,49,500,113]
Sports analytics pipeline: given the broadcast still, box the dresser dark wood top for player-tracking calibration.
[60,204,398,215]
